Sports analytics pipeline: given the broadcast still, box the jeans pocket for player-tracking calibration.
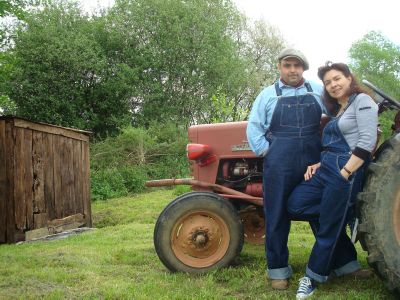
[335,156,351,183]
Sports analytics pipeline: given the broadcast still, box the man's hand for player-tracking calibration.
[304,162,321,180]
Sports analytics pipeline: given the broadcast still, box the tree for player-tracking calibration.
[349,31,400,141]
[103,0,242,126]
[204,19,285,123]
[2,0,286,132]
[5,0,132,136]
[105,0,285,126]
[1,0,44,115]
[1,0,43,49]
[232,19,284,118]
[349,31,400,99]
[0,0,37,18]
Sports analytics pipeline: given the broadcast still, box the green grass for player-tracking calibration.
[0,189,394,299]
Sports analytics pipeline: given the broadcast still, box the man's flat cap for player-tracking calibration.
[278,48,309,70]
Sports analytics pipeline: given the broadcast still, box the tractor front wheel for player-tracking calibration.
[154,192,244,273]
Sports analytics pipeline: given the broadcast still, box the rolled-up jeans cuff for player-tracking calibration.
[267,265,293,279]
[306,265,328,283]
[331,260,361,277]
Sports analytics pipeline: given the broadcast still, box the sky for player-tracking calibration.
[82,0,399,81]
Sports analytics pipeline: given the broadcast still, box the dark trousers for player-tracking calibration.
[288,151,361,282]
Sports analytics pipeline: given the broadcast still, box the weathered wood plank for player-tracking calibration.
[23,129,33,230]
[14,128,26,231]
[61,138,74,217]
[47,213,85,227]
[51,222,85,234]
[0,121,7,243]
[14,118,90,142]
[33,131,45,215]
[82,141,92,227]
[25,227,50,241]
[5,120,15,242]
[72,140,83,214]
[43,133,55,220]
[33,212,48,228]
[53,135,63,219]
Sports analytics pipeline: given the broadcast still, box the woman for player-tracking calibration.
[287,62,378,299]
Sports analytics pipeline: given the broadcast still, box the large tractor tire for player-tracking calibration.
[357,135,400,296]
[154,192,244,273]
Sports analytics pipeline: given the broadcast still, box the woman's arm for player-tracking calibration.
[341,94,378,180]
[340,155,364,180]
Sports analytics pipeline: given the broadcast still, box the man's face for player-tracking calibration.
[278,57,304,86]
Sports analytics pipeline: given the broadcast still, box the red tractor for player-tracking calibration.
[146,81,400,295]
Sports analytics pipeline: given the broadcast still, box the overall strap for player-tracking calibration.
[304,82,313,92]
[274,82,282,96]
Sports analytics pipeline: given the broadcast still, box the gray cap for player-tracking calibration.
[278,48,309,70]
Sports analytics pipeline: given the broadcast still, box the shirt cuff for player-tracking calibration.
[352,147,372,160]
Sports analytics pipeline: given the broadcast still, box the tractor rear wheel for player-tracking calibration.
[239,206,265,245]
[154,192,244,273]
[357,135,400,296]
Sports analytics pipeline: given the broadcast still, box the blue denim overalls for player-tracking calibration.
[263,82,322,279]
[287,94,364,282]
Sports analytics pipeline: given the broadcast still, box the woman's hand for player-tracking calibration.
[304,162,321,181]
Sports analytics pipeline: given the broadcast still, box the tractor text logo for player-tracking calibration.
[231,140,252,152]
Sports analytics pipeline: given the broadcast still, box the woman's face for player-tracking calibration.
[322,69,352,101]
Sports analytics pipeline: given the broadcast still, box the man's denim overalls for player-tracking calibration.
[288,94,365,282]
[263,82,322,279]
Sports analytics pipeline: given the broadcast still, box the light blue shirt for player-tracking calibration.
[246,79,324,156]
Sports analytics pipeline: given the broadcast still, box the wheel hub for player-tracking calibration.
[171,210,230,268]
[193,231,208,247]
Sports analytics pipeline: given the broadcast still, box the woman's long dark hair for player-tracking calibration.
[317,62,370,116]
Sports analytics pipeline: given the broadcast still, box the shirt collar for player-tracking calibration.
[279,78,305,88]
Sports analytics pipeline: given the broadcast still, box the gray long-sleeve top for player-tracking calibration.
[338,93,379,160]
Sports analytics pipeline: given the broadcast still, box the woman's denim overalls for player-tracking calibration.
[263,82,322,279]
[288,94,365,282]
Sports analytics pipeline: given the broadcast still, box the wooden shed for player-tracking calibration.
[0,116,92,243]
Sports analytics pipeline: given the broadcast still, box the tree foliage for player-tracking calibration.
[349,31,400,100]
[4,1,132,136]
[1,0,285,135]
[0,0,44,50]
[104,0,284,126]
[349,31,400,141]
[0,0,39,18]
[90,122,189,200]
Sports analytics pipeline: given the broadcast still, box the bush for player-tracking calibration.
[90,122,189,201]
[119,167,147,194]
[379,110,397,142]
[91,169,128,201]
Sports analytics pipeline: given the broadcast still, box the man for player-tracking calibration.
[246,48,324,290]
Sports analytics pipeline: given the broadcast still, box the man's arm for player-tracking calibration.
[246,90,271,157]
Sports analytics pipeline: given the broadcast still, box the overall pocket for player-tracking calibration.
[280,104,299,128]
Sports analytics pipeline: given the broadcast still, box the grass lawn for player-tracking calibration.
[0,189,394,299]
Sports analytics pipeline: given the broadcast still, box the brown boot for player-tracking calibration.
[347,268,375,279]
[271,279,289,290]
